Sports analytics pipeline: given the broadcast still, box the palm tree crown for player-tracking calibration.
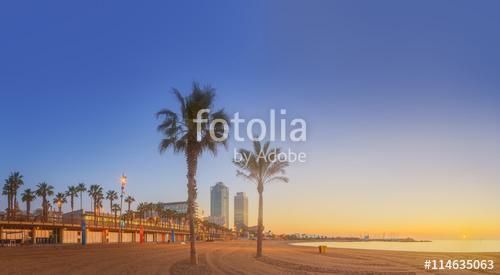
[66,186,79,213]
[21,188,36,218]
[156,82,229,157]
[76,183,86,211]
[88,184,103,220]
[106,190,118,214]
[124,195,135,213]
[53,192,67,213]
[234,141,289,187]
[36,182,54,222]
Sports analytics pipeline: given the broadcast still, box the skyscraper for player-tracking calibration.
[210,182,229,228]
[234,192,248,231]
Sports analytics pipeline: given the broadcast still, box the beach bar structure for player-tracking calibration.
[0,209,231,246]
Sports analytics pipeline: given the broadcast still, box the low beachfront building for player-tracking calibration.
[0,209,190,245]
[62,209,192,244]
[0,208,234,246]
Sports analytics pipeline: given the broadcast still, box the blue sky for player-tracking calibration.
[1,1,499,237]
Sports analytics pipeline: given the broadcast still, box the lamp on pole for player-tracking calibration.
[119,174,127,243]
[120,174,127,218]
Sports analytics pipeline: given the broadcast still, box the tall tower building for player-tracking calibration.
[210,182,229,228]
[234,192,248,231]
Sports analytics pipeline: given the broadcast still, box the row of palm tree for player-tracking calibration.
[2,176,136,223]
[2,172,24,219]
[200,219,231,240]
[156,82,290,264]
[2,176,56,222]
[131,201,229,239]
[3,171,227,238]
[135,202,185,224]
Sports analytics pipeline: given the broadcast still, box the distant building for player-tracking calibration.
[210,182,229,228]
[234,192,248,231]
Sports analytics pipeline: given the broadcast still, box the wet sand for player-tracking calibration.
[0,240,498,274]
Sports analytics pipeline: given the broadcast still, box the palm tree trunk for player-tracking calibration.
[42,197,46,222]
[186,147,198,265]
[14,193,18,218]
[7,194,11,220]
[257,183,264,257]
[26,202,30,220]
[94,201,98,226]
[8,193,13,220]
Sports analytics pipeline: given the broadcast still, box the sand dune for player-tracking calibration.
[0,240,498,274]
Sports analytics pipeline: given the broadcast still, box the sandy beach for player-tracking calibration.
[0,240,498,274]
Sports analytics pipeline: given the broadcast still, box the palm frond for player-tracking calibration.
[265,176,289,184]
[235,170,257,184]
[264,160,289,178]
[233,140,290,187]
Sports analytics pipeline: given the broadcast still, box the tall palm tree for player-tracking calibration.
[88,185,103,224]
[21,188,36,220]
[2,183,11,218]
[3,172,24,219]
[124,195,135,213]
[95,192,104,225]
[233,140,289,257]
[65,186,78,223]
[87,186,95,213]
[11,172,24,218]
[106,190,118,214]
[53,192,67,214]
[65,186,78,213]
[35,182,54,222]
[76,183,86,211]
[157,82,229,265]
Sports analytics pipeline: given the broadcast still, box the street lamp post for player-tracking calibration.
[120,174,127,217]
[119,174,127,243]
